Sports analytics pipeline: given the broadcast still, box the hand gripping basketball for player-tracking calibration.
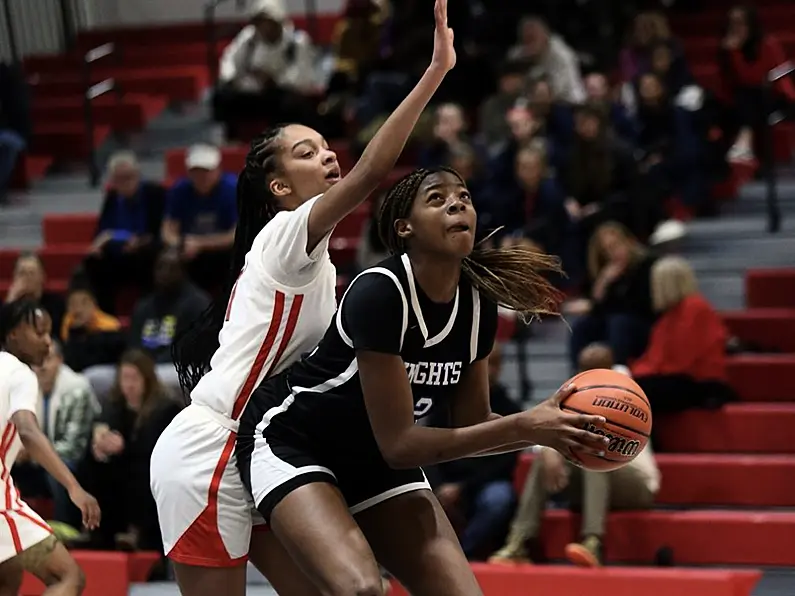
[520,384,610,457]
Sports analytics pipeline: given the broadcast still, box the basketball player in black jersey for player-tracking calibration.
[237,168,610,595]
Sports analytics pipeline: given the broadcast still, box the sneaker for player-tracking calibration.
[488,542,532,565]
[564,535,602,568]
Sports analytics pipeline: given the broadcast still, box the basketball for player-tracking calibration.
[560,368,652,472]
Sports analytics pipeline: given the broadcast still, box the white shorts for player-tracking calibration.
[150,404,265,567]
[0,495,53,565]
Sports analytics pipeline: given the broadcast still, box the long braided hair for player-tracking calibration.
[377,168,564,320]
[173,125,292,396]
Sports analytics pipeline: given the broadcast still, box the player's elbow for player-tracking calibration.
[379,441,423,470]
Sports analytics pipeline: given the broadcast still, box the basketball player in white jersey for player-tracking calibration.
[0,300,100,596]
[149,2,456,594]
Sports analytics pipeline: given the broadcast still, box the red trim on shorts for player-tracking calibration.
[1,426,17,510]
[0,511,22,552]
[167,433,249,568]
[13,492,52,535]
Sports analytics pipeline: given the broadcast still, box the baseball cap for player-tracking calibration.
[248,0,286,22]
[186,144,221,171]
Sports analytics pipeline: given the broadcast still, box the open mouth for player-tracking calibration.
[448,223,471,233]
[325,168,341,183]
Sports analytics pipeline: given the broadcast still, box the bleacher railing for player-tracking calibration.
[83,42,120,187]
[763,61,795,233]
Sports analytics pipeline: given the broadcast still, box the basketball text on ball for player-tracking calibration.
[591,397,649,425]
[583,423,640,458]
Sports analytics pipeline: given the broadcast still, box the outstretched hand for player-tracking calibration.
[431,0,456,72]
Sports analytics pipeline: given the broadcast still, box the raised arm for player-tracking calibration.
[304,0,456,251]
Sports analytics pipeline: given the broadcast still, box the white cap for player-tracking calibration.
[248,0,286,22]
[186,144,221,171]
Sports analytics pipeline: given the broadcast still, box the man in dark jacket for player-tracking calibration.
[425,344,520,560]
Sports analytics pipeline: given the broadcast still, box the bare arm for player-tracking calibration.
[161,219,181,247]
[12,410,81,493]
[304,0,456,251]
[192,230,235,251]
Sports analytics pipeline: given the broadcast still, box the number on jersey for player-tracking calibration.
[414,397,433,418]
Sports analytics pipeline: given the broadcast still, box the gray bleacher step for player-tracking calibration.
[683,233,795,255]
[683,216,795,239]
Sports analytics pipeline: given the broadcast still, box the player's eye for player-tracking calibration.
[427,192,444,203]
[459,191,472,202]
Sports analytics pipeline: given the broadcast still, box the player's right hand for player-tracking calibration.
[69,486,101,530]
[430,0,456,73]
[519,384,609,457]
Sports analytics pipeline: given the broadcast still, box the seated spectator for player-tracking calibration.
[716,4,795,163]
[486,104,543,192]
[81,349,181,552]
[128,249,210,397]
[491,144,569,264]
[635,72,706,221]
[61,274,125,394]
[3,252,65,335]
[478,60,528,149]
[633,257,736,423]
[212,0,321,140]
[508,17,586,105]
[84,151,166,314]
[0,61,30,203]
[566,222,657,370]
[13,339,98,528]
[426,345,520,560]
[418,103,469,169]
[584,73,637,144]
[490,343,660,567]
[161,144,237,293]
[528,78,575,152]
[619,11,683,83]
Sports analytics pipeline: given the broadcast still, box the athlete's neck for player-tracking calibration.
[407,253,460,303]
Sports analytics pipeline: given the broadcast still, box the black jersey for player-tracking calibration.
[247,254,497,448]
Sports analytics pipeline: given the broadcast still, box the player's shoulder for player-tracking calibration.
[345,257,406,304]
[0,352,35,384]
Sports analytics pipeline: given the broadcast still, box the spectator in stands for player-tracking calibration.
[716,4,795,163]
[161,144,237,293]
[213,0,321,140]
[619,11,683,83]
[82,349,181,552]
[355,192,390,272]
[507,17,586,105]
[426,345,520,560]
[584,73,636,144]
[3,252,64,336]
[61,274,125,395]
[0,61,31,203]
[486,104,543,193]
[490,144,570,263]
[26,340,98,526]
[128,248,210,397]
[527,79,575,163]
[633,257,736,425]
[478,60,528,149]
[418,103,469,168]
[565,222,657,371]
[635,72,706,222]
[490,343,660,567]
[84,151,166,314]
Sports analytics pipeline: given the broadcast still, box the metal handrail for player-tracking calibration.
[1,0,19,63]
[83,42,120,187]
[762,60,795,234]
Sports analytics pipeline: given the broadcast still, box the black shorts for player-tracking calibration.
[236,374,430,521]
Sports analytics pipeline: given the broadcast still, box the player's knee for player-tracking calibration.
[325,566,384,596]
[60,558,85,593]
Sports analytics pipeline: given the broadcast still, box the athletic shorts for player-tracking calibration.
[0,494,52,565]
[150,404,265,567]
[236,376,431,520]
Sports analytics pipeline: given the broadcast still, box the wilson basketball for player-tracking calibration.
[560,368,652,472]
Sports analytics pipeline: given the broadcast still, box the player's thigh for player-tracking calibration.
[269,482,383,596]
[249,527,322,596]
[356,489,483,596]
[172,563,247,596]
[0,557,22,596]
[17,535,84,589]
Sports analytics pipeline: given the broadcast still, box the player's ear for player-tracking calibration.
[269,176,291,198]
[394,218,412,241]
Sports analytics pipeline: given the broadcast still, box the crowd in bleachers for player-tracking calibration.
[2,0,793,574]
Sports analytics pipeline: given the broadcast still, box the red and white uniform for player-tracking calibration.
[150,195,337,566]
[0,352,53,564]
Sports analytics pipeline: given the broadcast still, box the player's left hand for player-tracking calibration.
[431,0,456,73]
[69,486,101,530]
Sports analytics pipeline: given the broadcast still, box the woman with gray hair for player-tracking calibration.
[83,151,166,313]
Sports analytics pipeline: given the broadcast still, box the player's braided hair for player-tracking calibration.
[173,125,292,397]
[377,168,564,320]
[0,299,41,348]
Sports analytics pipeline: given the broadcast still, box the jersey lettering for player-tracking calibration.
[405,361,461,387]
[413,397,434,418]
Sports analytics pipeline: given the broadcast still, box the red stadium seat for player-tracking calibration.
[723,309,795,352]
[41,214,98,246]
[727,354,795,401]
[746,269,795,309]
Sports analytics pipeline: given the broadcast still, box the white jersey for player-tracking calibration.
[0,352,38,509]
[191,195,337,420]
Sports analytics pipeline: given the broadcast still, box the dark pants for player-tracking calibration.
[460,480,516,560]
[212,85,319,140]
[84,247,157,314]
[569,312,651,371]
[185,249,233,296]
[0,129,25,198]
